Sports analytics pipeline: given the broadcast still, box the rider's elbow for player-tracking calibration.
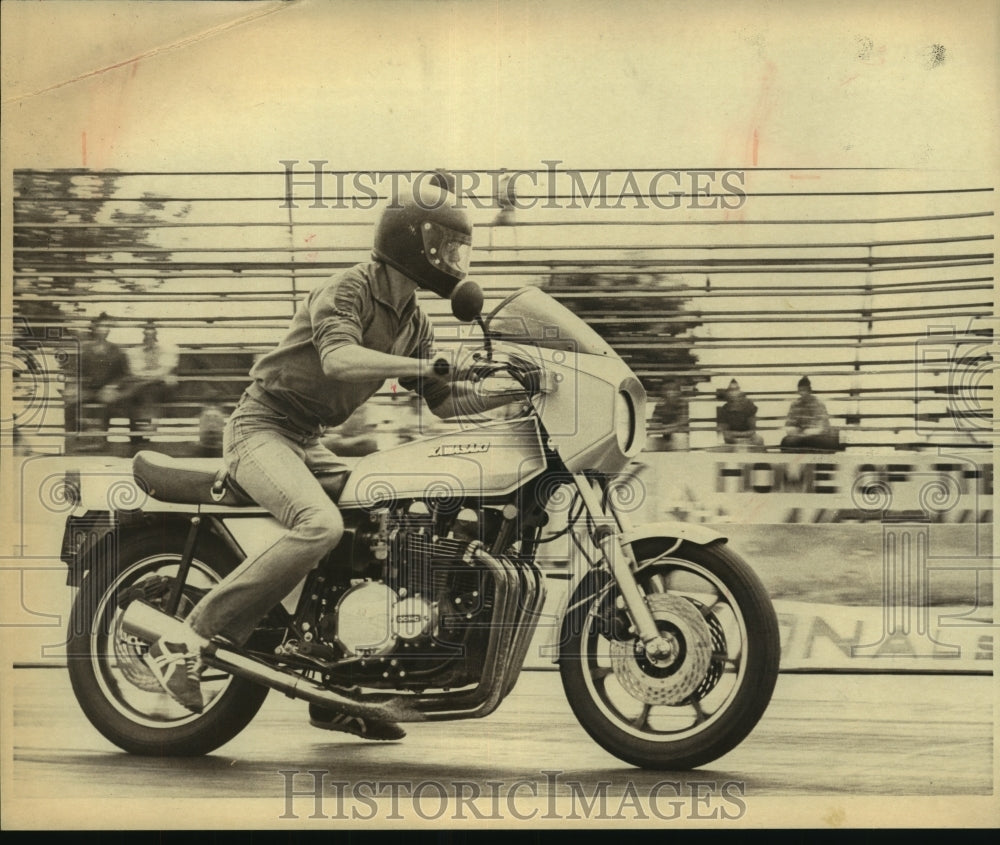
[321,347,355,381]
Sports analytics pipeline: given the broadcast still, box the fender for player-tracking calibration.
[60,509,239,587]
[61,510,116,586]
[567,521,727,611]
[618,521,727,549]
[548,522,727,663]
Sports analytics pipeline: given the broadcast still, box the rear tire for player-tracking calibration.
[67,529,269,756]
[559,539,779,770]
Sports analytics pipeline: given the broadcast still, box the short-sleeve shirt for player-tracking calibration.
[247,261,448,428]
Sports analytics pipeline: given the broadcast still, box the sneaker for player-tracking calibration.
[308,702,406,741]
[144,638,204,713]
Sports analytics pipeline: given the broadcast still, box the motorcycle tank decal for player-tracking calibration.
[337,416,547,506]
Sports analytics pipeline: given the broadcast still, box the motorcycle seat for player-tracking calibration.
[132,451,352,507]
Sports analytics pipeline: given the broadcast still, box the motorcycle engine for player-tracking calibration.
[331,581,436,658]
[286,502,509,688]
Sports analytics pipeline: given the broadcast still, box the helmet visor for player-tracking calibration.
[422,221,471,280]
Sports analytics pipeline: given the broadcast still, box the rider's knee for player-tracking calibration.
[295,506,344,553]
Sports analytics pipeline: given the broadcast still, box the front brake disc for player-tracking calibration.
[609,593,714,705]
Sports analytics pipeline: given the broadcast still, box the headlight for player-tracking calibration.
[615,389,637,453]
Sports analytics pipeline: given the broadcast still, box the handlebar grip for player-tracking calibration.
[432,357,451,377]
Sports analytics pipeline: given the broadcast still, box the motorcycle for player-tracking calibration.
[59,284,780,770]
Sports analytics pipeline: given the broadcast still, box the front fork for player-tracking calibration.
[572,473,675,662]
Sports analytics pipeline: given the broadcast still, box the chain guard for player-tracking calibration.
[608,593,718,706]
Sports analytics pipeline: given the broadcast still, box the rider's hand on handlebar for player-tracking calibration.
[424,349,557,396]
[423,350,456,379]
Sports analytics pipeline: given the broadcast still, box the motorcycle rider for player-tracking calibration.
[144,180,521,739]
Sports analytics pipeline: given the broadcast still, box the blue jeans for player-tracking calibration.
[186,396,345,644]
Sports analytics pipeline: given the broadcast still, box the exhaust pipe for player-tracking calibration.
[121,601,425,723]
[120,600,193,643]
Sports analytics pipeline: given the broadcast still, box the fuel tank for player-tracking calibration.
[337,416,547,507]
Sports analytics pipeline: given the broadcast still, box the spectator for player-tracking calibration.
[780,376,839,452]
[648,380,690,451]
[64,312,131,448]
[716,378,764,448]
[117,321,179,442]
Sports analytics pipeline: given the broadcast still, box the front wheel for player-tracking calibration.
[559,539,779,770]
[66,529,269,756]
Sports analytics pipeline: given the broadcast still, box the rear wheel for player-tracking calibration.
[67,530,269,756]
[559,539,779,770]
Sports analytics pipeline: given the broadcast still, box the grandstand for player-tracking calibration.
[10,167,994,456]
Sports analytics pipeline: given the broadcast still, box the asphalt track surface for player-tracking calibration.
[7,666,993,827]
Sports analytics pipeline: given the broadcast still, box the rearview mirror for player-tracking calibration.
[450,280,483,323]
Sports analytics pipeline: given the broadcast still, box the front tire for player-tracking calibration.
[67,528,269,756]
[559,539,779,770]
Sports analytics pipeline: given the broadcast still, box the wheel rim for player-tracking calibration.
[88,555,233,728]
[580,555,750,742]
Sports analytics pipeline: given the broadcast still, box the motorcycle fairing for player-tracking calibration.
[484,286,647,473]
[526,344,646,475]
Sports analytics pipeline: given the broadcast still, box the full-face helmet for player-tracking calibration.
[372,183,473,298]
